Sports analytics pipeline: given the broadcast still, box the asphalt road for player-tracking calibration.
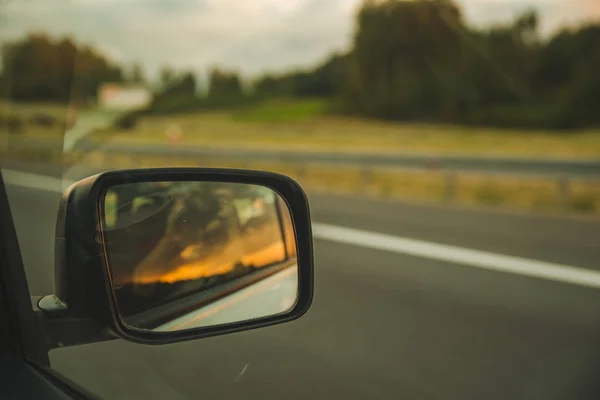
[3,166,600,400]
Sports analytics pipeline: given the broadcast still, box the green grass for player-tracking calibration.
[0,101,68,140]
[0,101,69,120]
[232,98,330,123]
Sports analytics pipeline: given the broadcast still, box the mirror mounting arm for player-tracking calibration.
[34,295,116,350]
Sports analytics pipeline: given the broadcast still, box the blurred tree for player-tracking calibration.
[3,34,62,101]
[546,25,600,127]
[247,2,600,129]
[56,38,77,98]
[178,72,197,95]
[129,63,146,85]
[207,68,242,98]
[534,25,600,96]
[0,34,124,102]
[150,71,197,112]
[254,53,348,98]
[254,73,289,96]
[293,53,348,97]
[160,66,176,88]
[473,9,540,102]
[346,0,468,119]
[158,72,196,98]
[5,4,597,130]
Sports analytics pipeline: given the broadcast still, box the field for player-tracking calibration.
[89,99,600,158]
[3,100,600,217]
[69,151,600,217]
[0,101,68,142]
[0,101,69,119]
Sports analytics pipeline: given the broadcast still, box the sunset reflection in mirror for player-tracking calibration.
[101,180,298,329]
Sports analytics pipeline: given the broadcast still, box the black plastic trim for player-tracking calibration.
[51,167,314,346]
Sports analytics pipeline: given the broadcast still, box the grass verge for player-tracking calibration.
[89,109,600,158]
[232,99,330,123]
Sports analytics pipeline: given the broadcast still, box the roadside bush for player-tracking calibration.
[148,94,257,115]
[554,73,600,130]
[461,104,563,130]
[113,112,139,130]
[147,94,205,114]
[30,112,59,128]
[0,115,25,133]
[568,193,597,213]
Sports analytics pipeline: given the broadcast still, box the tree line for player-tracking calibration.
[0,34,123,103]
[2,0,600,129]
[252,0,600,129]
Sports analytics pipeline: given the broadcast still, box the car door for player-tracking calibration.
[0,165,312,399]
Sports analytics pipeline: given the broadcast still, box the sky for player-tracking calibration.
[1,0,599,82]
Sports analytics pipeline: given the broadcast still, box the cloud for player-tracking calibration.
[1,0,597,79]
[1,0,357,76]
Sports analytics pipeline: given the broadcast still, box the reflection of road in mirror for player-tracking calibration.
[103,180,299,331]
[154,266,298,331]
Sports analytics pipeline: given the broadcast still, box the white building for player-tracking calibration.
[98,83,152,111]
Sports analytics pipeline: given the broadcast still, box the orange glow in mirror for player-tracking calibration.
[102,180,298,332]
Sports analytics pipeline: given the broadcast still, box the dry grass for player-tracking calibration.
[5,148,598,217]
[4,101,599,216]
[0,127,65,143]
[0,101,68,141]
[65,151,600,216]
[92,111,600,158]
[0,101,69,118]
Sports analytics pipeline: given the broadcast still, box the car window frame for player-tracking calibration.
[0,170,101,399]
[0,170,48,365]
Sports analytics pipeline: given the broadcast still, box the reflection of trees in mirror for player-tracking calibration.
[106,181,284,283]
[115,260,251,317]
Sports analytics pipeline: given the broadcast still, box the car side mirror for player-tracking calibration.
[36,168,313,347]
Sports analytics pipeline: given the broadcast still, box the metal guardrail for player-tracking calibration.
[3,128,599,210]
[69,141,600,178]
[4,126,599,178]
[275,160,597,208]
[334,165,593,207]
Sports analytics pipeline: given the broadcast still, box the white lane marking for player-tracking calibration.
[5,169,599,289]
[2,169,67,192]
[312,223,600,289]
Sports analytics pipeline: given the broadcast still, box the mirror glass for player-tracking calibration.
[101,180,298,332]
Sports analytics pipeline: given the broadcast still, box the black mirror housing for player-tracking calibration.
[40,168,314,347]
